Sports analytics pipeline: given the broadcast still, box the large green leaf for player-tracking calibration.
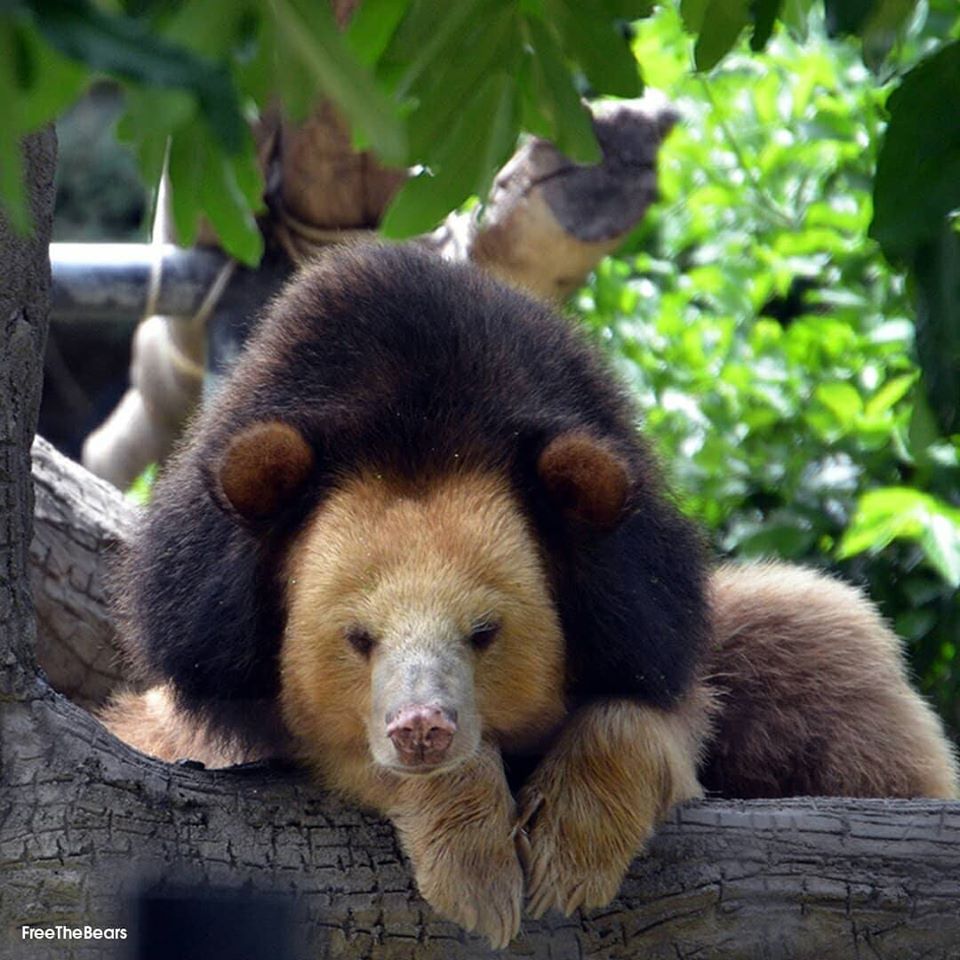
[33,0,247,153]
[402,6,517,160]
[14,20,88,132]
[168,118,264,264]
[750,0,784,50]
[840,487,960,586]
[269,0,406,165]
[381,72,516,237]
[871,41,960,263]
[389,0,490,99]
[692,0,752,70]
[345,0,410,67]
[522,15,600,164]
[549,0,641,97]
[912,221,960,435]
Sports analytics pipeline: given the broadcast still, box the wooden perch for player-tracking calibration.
[19,439,960,959]
[428,93,679,301]
[5,687,960,959]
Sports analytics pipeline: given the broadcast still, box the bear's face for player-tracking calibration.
[280,470,567,777]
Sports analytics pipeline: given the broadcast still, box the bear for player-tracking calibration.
[102,243,959,948]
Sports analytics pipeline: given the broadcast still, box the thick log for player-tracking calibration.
[17,441,960,958]
[3,688,960,960]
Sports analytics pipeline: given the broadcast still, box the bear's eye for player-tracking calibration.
[345,625,377,658]
[468,618,500,651]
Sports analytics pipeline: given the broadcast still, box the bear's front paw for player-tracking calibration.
[515,780,649,919]
[413,823,524,949]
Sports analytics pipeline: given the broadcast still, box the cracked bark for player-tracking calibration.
[4,130,960,960]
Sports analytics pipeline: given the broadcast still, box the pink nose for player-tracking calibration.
[386,705,458,766]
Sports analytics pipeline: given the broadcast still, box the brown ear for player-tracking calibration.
[537,432,630,527]
[217,421,314,521]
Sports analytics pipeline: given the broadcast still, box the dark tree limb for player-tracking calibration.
[16,440,960,959]
[4,688,960,960]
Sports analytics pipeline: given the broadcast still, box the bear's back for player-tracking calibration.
[206,243,638,482]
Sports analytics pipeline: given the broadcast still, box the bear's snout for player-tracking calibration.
[386,704,458,767]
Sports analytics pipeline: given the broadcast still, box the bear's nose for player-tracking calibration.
[386,705,458,766]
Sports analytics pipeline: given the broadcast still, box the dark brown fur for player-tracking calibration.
[699,561,958,799]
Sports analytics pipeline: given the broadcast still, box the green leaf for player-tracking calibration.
[680,0,709,33]
[390,0,490,98]
[0,21,28,233]
[839,487,960,586]
[201,150,264,266]
[750,0,783,50]
[815,381,863,426]
[522,16,600,163]
[692,0,751,71]
[912,220,960,435]
[167,127,203,249]
[269,0,406,165]
[15,21,88,132]
[168,117,264,264]
[126,463,158,506]
[345,0,410,67]
[922,514,960,587]
[865,372,917,417]
[33,0,247,153]
[870,41,960,263]
[403,6,517,160]
[859,0,917,69]
[381,72,516,237]
[118,86,196,206]
[549,0,641,98]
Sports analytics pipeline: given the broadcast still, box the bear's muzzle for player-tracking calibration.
[386,704,459,767]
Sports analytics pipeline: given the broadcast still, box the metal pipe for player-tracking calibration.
[50,243,228,324]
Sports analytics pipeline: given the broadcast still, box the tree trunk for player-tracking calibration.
[5,129,960,960]
[0,127,56,698]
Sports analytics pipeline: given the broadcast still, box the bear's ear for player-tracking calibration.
[537,432,630,527]
[216,421,314,522]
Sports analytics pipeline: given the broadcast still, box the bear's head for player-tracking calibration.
[214,421,632,775]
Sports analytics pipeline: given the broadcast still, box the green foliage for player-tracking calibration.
[872,41,960,436]
[576,5,960,736]
[2,0,644,257]
[4,0,960,280]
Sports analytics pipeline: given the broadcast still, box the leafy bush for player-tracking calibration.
[576,6,960,737]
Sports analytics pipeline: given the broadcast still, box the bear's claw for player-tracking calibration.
[516,781,641,919]
[415,825,524,948]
